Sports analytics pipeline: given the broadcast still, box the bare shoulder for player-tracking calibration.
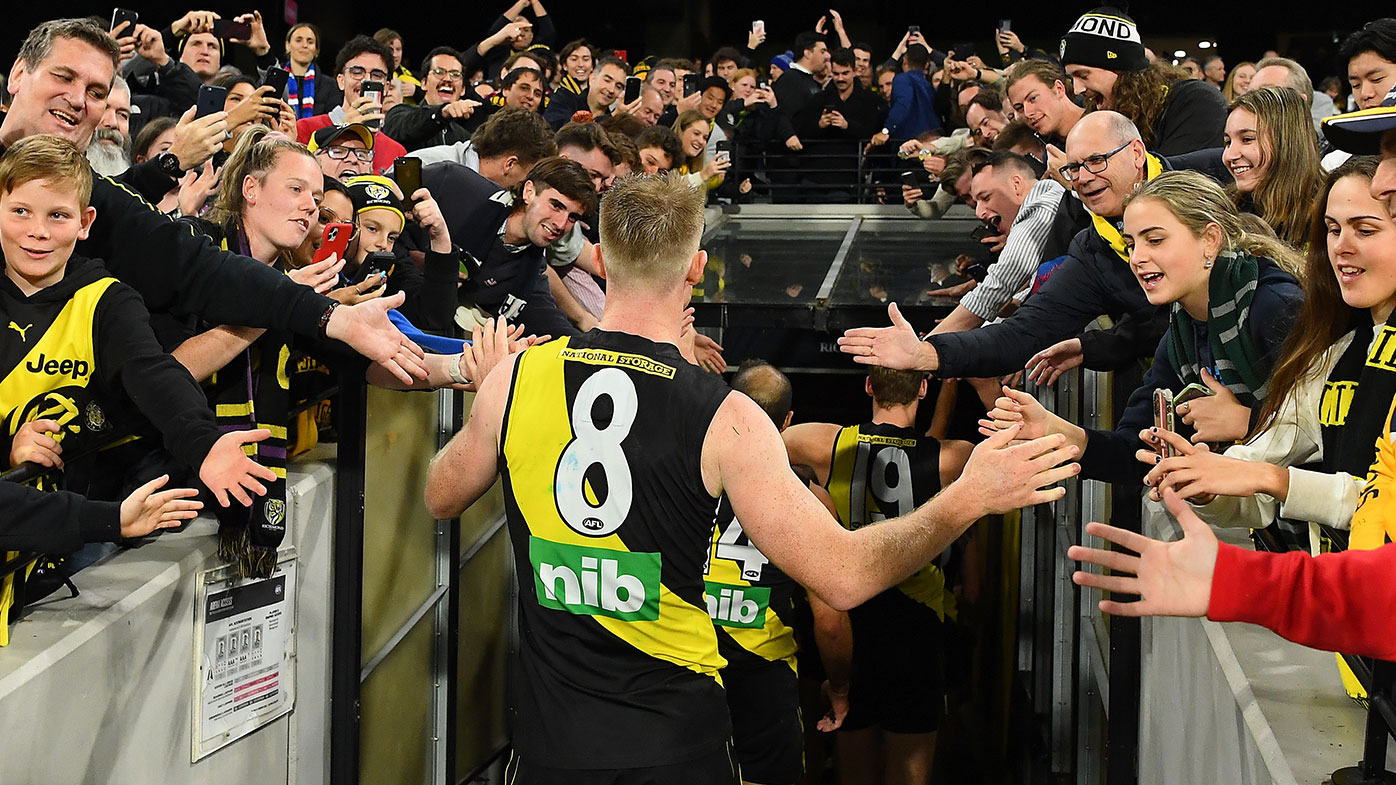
[939,438,975,486]
[701,391,784,497]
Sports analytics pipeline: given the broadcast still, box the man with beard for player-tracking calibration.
[87,76,134,177]
[383,46,481,152]
[424,156,593,337]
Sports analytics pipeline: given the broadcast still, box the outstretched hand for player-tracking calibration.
[1068,487,1218,618]
[838,303,931,370]
[326,290,429,384]
[199,429,278,507]
[120,474,203,538]
[1025,338,1083,387]
[957,424,1080,517]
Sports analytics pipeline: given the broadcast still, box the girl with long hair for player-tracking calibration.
[982,170,1304,486]
[673,109,731,191]
[1224,86,1326,249]
[1223,62,1255,102]
[1141,157,1396,546]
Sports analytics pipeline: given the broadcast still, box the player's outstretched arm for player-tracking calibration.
[424,353,515,520]
[712,393,1080,610]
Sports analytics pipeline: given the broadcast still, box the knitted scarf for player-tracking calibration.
[1164,249,1266,407]
[211,229,290,578]
[287,63,318,120]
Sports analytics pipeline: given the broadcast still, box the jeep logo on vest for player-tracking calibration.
[529,537,661,621]
[25,353,91,380]
[704,581,770,629]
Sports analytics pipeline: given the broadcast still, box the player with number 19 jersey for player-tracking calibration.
[498,330,735,769]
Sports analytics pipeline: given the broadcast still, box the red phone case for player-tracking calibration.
[313,222,354,265]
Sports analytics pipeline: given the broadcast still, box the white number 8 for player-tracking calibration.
[556,368,638,536]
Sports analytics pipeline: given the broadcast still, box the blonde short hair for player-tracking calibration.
[598,172,705,287]
[0,134,93,208]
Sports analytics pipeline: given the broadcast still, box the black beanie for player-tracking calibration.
[1059,7,1148,73]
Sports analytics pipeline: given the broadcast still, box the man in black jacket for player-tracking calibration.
[839,111,1227,379]
[2,17,426,384]
[544,57,629,130]
[425,156,594,337]
[383,47,481,152]
[773,31,830,147]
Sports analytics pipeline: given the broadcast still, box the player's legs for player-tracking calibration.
[883,730,937,785]
[835,727,881,785]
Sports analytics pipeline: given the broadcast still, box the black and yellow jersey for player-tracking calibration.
[0,256,221,475]
[825,421,955,621]
[499,329,734,768]
[702,492,799,671]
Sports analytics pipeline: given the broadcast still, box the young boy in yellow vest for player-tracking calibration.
[0,135,277,508]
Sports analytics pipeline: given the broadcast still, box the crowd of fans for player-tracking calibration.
[3,3,1396,784]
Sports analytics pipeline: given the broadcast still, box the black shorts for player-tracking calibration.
[839,590,946,734]
[724,659,804,783]
[503,742,740,785]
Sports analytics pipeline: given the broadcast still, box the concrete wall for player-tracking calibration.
[0,457,336,785]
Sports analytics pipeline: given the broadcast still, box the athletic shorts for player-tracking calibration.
[839,590,946,734]
[724,659,804,783]
[503,742,740,785]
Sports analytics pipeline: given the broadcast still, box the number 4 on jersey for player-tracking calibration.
[715,517,769,581]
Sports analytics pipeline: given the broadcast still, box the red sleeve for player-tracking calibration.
[372,133,407,176]
[296,115,331,145]
[1208,542,1396,660]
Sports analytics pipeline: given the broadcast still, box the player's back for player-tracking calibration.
[825,421,955,619]
[498,329,735,768]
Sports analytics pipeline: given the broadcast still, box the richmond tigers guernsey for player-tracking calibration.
[825,421,955,621]
[499,330,734,769]
[702,493,800,670]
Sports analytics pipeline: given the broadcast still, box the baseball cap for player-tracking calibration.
[308,123,374,153]
[344,175,405,230]
[1059,7,1149,73]
[1322,84,1396,155]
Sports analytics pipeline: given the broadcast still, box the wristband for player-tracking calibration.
[317,301,339,339]
[448,352,471,385]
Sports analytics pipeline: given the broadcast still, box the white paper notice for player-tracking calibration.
[193,557,296,760]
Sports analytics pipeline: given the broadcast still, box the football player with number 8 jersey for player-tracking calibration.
[426,173,1079,785]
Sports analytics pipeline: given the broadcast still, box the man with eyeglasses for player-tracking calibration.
[839,110,1228,379]
[309,123,376,181]
[384,46,483,152]
[296,35,406,174]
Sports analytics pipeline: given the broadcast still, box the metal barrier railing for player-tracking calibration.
[1334,652,1396,783]
[1020,366,1142,785]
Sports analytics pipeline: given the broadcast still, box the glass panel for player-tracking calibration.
[694,218,847,305]
[827,219,984,308]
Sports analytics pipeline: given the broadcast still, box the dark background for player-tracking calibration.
[2,2,1379,88]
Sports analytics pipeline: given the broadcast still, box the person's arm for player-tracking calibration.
[545,265,599,332]
[1078,309,1172,371]
[518,259,581,337]
[956,183,1062,322]
[805,481,853,731]
[883,73,912,137]
[425,351,514,518]
[172,324,265,381]
[0,483,118,553]
[1076,341,1180,484]
[383,103,444,152]
[1070,487,1396,661]
[715,392,1077,610]
[114,159,179,204]
[530,3,555,47]
[780,421,842,485]
[393,247,461,334]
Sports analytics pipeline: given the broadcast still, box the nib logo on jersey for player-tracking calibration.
[529,537,661,621]
[704,581,771,629]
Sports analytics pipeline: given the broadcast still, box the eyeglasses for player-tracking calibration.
[429,67,464,80]
[318,146,374,162]
[1058,141,1131,182]
[345,65,389,81]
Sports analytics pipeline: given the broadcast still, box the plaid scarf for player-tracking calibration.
[1164,249,1265,407]
[287,63,318,120]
